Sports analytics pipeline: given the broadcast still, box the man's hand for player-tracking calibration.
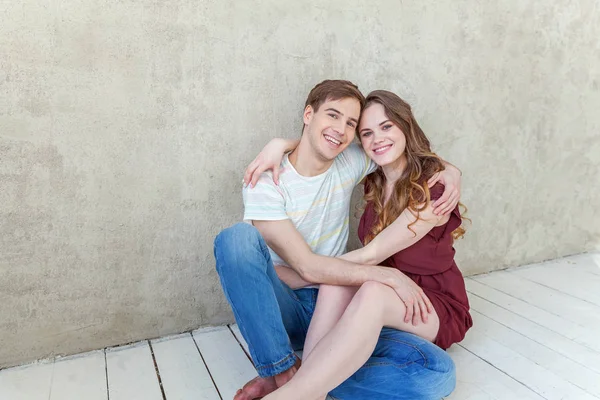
[252,219,433,326]
[243,138,299,188]
[427,163,462,216]
[385,268,434,326]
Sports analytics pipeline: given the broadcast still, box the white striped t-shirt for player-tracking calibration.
[243,143,377,267]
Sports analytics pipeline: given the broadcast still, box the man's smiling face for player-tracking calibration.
[303,97,361,161]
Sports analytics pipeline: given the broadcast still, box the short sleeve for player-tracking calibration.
[429,183,445,202]
[242,172,289,221]
[338,143,378,184]
[428,183,462,230]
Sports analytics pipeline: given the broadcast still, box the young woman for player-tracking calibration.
[247,90,472,400]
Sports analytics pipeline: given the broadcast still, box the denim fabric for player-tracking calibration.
[214,222,456,399]
[330,327,456,399]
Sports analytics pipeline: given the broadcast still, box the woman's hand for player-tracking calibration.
[386,269,434,326]
[243,138,299,187]
[428,163,462,216]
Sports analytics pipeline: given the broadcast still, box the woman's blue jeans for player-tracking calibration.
[214,223,456,400]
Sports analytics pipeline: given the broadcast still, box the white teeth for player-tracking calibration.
[325,135,341,146]
[374,145,391,154]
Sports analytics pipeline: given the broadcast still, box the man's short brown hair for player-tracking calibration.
[304,80,365,112]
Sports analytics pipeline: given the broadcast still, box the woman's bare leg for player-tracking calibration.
[301,285,358,400]
[302,285,358,362]
[263,281,440,400]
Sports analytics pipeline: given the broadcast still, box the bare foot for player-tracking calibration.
[233,376,277,400]
[274,356,301,388]
[233,356,302,399]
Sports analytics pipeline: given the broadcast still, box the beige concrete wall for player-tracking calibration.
[1,0,599,368]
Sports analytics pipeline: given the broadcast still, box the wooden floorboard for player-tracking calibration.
[151,333,220,400]
[470,311,600,398]
[467,291,600,375]
[513,264,600,307]
[49,351,107,400]
[105,342,163,400]
[1,252,599,400]
[466,278,600,353]
[0,361,54,400]
[473,270,600,330]
[192,326,257,400]
[446,345,544,400]
[460,326,597,400]
[229,324,250,356]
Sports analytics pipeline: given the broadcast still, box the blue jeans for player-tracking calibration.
[214,223,456,400]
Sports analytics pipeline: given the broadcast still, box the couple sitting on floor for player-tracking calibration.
[214,79,472,400]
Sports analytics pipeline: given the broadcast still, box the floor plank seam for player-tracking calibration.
[191,332,224,400]
[456,344,550,400]
[228,325,253,362]
[469,277,594,330]
[511,272,600,307]
[469,309,600,374]
[46,361,55,400]
[464,252,599,278]
[148,340,167,400]
[466,291,600,354]
[104,348,110,400]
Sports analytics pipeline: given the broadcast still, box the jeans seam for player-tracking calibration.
[362,360,422,369]
[373,336,429,368]
[215,234,299,376]
[214,241,266,366]
[255,351,296,372]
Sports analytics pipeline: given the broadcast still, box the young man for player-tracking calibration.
[214,80,459,399]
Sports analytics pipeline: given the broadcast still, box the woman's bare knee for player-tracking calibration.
[345,281,389,319]
[317,284,358,302]
[356,281,389,301]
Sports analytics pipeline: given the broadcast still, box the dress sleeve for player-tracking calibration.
[428,183,462,232]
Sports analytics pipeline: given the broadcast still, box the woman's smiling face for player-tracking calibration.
[358,103,407,167]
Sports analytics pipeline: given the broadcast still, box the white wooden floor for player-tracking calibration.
[2,252,600,400]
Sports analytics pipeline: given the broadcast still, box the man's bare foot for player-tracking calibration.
[233,376,277,400]
[233,356,302,399]
[274,356,301,388]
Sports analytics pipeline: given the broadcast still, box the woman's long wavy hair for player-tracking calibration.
[362,90,467,243]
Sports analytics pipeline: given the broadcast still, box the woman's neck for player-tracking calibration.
[381,154,408,187]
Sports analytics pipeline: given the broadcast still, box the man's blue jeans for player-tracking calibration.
[214,223,456,400]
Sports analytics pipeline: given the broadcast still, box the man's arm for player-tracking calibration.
[253,219,395,286]
[429,160,462,215]
[244,138,300,187]
[253,219,433,324]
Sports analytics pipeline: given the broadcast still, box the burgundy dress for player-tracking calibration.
[357,184,473,350]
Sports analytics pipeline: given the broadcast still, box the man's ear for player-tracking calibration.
[303,105,314,126]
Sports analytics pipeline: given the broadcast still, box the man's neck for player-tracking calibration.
[288,137,334,177]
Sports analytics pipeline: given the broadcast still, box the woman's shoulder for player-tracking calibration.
[428,182,445,201]
[412,176,445,203]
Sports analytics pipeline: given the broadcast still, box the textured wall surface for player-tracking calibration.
[1,0,599,368]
